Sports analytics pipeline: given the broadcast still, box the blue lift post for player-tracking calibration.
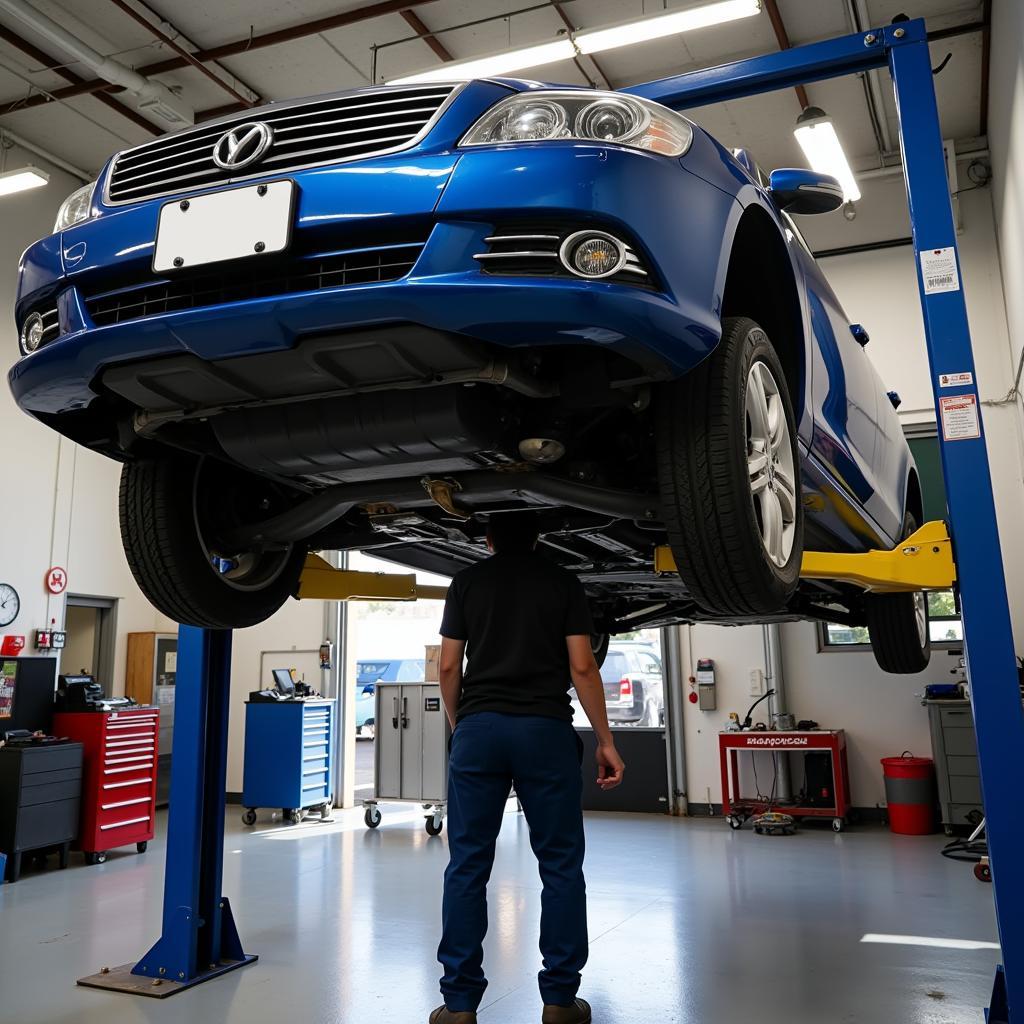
[77,16,1021,1018]
[628,18,1022,1022]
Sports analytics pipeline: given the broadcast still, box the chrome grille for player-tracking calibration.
[37,307,60,346]
[84,239,427,327]
[105,85,458,205]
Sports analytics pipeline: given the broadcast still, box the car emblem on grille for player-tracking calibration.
[212,121,274,170]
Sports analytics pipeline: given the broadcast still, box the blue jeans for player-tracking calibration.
[438,712,588,1012]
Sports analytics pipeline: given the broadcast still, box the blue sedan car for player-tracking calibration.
[9,80,927,673]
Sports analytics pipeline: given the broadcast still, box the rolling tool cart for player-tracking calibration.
[241,697,335,825]
[364,680,449,835]
[54,704,160,863]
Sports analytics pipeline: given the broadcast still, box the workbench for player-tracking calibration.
[718,729,851,832]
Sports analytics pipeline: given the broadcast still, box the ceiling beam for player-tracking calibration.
[0,21,160,134]
[761,0,809,110]
[551,1,612,90]
[106,0,258,108]
[0,0,441,112]
[400,8,452,63]
[979,0,991,136]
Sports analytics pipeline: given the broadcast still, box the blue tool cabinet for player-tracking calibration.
[241,699,335,826]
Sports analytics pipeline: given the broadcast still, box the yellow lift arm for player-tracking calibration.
[296,553,449,602]
[655,520,956,593]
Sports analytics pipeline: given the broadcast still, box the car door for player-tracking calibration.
[634,649,664,723]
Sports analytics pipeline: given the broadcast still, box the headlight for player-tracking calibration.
[53,181,96,232]
[461,91,693,157]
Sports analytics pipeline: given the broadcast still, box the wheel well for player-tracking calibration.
[721,206,804,408]
[906,468,924,528]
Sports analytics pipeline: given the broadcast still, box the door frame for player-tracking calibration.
[64,594,118,696]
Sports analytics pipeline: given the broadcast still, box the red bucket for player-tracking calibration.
[881,754,936,835]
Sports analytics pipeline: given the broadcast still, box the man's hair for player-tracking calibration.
[486,512,540,553]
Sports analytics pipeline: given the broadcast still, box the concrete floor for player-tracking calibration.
[0,805,1001,1024]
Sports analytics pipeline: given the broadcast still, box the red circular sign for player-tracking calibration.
[45,566,68,595]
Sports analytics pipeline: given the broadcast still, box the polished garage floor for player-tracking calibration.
[0,805,1000,1024]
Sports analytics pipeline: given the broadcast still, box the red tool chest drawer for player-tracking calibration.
[53,708,159,863]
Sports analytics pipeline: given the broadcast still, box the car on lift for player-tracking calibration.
[9,79,928,674]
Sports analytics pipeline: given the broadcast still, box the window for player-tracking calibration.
[819,434,962,650]
[599,652,629,684]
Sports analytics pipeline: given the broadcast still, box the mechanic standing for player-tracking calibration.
[431,512,625,1024]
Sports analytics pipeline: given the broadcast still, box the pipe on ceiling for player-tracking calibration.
[0,0,193,125]
[845,0,895,157]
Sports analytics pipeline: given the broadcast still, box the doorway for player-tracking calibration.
[63,596,118,695]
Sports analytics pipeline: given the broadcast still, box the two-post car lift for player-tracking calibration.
[78,18,1023,1022]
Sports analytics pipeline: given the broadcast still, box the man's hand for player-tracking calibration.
[596,741,625,789]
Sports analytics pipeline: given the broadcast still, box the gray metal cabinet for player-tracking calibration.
[374,682,449,803]
[925,699,983,832]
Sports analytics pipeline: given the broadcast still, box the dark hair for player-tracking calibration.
[486,512,540,553]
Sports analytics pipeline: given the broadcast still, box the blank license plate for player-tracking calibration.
[153,179,294,273]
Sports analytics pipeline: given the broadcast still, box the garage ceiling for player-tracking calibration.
[0,0,988,246]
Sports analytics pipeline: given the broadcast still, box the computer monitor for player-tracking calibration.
[272,668,296,695]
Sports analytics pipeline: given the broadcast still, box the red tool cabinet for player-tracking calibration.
[53,707,159,863]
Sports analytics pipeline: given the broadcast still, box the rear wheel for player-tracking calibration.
[590,633,610,669]
[119,454,307,629]
[865,513,932,674]
[655,316,803,615]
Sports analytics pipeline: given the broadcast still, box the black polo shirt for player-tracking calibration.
[440,550,594,722]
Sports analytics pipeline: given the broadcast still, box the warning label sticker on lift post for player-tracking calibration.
[920,247,961,294]
[939,371,974,388]
[939,393,981,440]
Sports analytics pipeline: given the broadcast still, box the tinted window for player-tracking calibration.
[600,652,629,683]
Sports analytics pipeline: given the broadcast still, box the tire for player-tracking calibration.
[590,633,610,669]
[655,317,803,615]
[242,809,257,826]
[364,807,381,829]
[865,513,932,674]
[119,454,307,629]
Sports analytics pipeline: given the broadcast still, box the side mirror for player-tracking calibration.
[768,168,843,215]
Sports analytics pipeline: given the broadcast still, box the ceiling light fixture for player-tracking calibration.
[389,0,762,84]
[793,105,861,203]
[0,165,49,197]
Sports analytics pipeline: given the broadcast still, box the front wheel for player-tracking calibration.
[655,317,803,616]
[119,454,307,629]
[865,514,932,674]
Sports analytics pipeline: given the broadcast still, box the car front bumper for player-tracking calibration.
[10,142,734,434]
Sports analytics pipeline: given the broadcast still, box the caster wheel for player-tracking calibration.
[832,818,844,833]
[320,802,332,821]
[287,809,303,824]
[425,815,444,836]
[83,852,97,865]
[242,808,257,826]
[136,841,148,853]
[944,824,954,836]
[364,807,382,829]
[975,863,992,883]
[95,852,107,864]
[727,816,742,830]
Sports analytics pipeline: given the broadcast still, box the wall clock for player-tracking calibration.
[0,583,20,628]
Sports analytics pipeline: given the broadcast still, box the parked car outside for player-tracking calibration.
[571,641,664,728]
[9,79,926,674]
[354,658,425,739]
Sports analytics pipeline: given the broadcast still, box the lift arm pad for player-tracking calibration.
[296,553,449,602]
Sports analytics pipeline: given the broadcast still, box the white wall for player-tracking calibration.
[679,184,1024,810]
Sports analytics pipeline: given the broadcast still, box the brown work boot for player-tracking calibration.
[542,997,592,1024]
[429,1006,477,1024]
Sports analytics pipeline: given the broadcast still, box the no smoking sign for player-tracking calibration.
[45,566,68,595]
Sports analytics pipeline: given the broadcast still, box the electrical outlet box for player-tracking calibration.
[749,668,764,696]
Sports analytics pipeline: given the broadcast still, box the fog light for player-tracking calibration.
[559,230,627,279]
[519,437,566,464]
[20,312,45,353]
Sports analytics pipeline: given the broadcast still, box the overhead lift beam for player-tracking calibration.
[79,20,1021,1021]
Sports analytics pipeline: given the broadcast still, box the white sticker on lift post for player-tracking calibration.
[920,247,961,294]
[939,393,981,440]
[939,371,974,388]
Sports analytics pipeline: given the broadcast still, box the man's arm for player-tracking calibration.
[439,636,466,729]
[566,635,625,790]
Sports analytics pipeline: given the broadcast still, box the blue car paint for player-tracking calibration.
[8,77,912,554]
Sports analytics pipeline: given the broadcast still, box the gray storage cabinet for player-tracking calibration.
[925,699,983,833]
[366,680,450,835]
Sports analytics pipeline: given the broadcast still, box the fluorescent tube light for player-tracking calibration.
[793,106,861,203]
[0,165,49,196]
[390,0,761,84]
[861,934,1000,951]
[577,0,761,53]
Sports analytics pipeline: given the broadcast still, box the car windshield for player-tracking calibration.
[357,661,391,683]
[599,652,629,683]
